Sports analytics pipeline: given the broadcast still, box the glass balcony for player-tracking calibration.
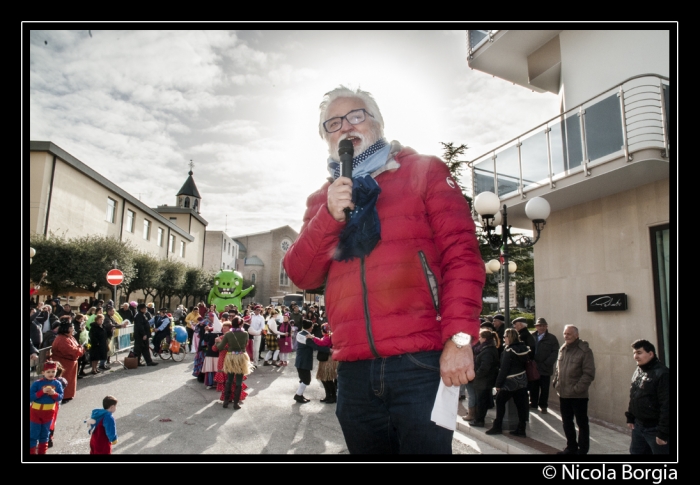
[467,30,498,56]
[470,74,669,200]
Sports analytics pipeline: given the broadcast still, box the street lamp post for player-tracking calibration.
[474,192,550,326]
[485,258,517,313]
[474,192,550,431]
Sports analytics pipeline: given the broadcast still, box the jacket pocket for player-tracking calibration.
[418,251,439,313]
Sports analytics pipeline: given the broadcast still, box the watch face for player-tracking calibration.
[453,333,469,346]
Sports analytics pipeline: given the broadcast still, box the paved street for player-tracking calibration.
[36,351,479,456]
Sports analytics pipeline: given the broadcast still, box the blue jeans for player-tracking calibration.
[335,351,453,454]
[630,419,669,454]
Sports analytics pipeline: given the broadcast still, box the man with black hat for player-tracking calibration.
[529,317,559,414]
[133,304,158,366]
[150,308,172,356]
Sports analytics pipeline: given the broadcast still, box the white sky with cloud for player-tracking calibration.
[27,29,560,236]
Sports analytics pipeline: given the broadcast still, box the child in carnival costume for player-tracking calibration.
[214,318,249,405]
[307,323,338,403]
[87,395,119,454]
[29,360,64,454]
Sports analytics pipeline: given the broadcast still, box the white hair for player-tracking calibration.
[318,85,384,140]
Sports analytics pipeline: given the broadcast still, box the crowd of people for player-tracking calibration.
[188,300,335,408]
[29,294,333,454]
[28,295,669,456]
[459,315,669,455]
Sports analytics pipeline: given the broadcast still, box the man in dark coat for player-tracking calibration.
[625,339,669,454]
[42,321,61,349]
[57,303,75,320]
[528,317,559,414]
[117,303,133,323]
[133,304,157,366]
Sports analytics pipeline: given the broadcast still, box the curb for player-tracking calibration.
[455,418,547,454]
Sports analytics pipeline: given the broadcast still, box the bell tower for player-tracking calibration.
[176,160,202,213]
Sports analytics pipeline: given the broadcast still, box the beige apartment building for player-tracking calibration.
[466,30,672,427]
[29,141,208,303]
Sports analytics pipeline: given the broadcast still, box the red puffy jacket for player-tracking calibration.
[283,146,485,362]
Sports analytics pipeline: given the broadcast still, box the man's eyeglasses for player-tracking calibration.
[323,108,374,134]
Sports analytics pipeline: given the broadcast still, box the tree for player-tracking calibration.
[125,252,161,303]
[29,233,77,296]
[157,259,186,309]
[441,141,469,186]
[180,267,212,309]
[440,140,535,312]
[72,234,136,297]
[29,233,136,298]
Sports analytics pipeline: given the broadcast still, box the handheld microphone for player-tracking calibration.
[339,140,354,221]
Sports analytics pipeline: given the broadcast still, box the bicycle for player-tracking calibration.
[151,330,187,362]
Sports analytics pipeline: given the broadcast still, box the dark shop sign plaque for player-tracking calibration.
[586,293,628,312]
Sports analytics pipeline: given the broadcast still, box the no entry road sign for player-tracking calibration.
[106,269,124,285]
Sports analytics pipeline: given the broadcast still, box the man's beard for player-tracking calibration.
[327,124,383,162]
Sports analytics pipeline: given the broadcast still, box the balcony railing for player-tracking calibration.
[469,74,670,201]
[467,30,498,59]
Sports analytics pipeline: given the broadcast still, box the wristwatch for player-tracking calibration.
[450,332,472,348]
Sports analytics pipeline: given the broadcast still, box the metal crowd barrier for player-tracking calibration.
[108,324,134,369]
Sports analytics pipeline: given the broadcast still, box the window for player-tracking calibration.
[184,197,190,208]
[650,224,670,366]
[106,198,116,223]
[157,228,164,247]
[143,219,151,240]
[179,241,185,258]
[169,235,175,253]
[251,273,256,284]
[279,259,290,286]
[126,210,135,233]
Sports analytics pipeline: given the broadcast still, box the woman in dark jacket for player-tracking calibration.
[466,329,500,427]
[486,328,531,437]
[88,314,108,375]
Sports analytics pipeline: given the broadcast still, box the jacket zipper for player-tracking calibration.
[418,250,440,315]
[361,256,381,359]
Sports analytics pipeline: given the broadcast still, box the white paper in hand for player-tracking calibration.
[430,379,460,430]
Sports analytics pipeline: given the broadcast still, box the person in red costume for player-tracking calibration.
[283,86,485,454]
[29,360,64,454]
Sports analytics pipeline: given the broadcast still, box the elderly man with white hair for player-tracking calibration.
[553,324,596,455]
[284,85,485,454]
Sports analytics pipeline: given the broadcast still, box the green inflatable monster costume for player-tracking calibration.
[207,270,255,313]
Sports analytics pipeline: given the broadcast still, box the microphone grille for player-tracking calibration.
[339,139,354,156]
